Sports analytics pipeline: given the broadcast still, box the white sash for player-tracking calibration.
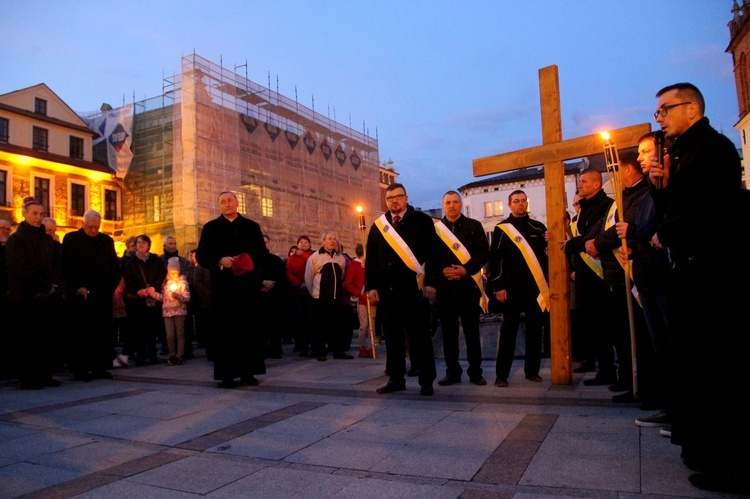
[375,214,425,290]
[434,220,489,313]
[497,223,550,311]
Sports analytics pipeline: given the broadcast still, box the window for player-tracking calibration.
[0,169,7,207]
[465,205,471,219]
[152,195,162,222]
[0,118,8,143]
[233,191,247,214]
[494,201,503,216]
[70,183,86,216]
[104,189,118,220]
[70,136,84,159]
[483,202,492,218]
[35,98,47,115]
[33,126,48,152]
[261,196,273,217]
[34,176,51,216]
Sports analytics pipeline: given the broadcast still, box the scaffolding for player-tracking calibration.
[99,53,383,254]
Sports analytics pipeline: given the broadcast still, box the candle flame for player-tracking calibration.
[355,205,363,213]
[169,282,178,292]
[600,131,611,141]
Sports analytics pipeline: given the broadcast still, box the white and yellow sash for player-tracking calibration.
[603,203,641,306]
[434,220,489,313]
[571,216,604,279]
[375,214,425,290]
[497,223,550,312]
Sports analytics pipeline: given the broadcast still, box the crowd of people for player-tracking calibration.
[0,81,747,494]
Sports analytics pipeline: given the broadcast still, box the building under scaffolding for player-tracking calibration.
[102,53,384,254]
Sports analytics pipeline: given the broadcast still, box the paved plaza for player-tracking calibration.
[0,336,735,498]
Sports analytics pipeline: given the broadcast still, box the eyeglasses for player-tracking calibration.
[385,194,405,202]
[653,102,692,119]
[510,199,528,204]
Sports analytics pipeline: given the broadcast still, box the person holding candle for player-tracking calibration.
[154,256,191,366]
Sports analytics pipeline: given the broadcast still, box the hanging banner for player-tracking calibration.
[88,104,134,178]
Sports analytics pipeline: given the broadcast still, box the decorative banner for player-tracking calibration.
[320,139,332,160]
[87,104,134,178]
[335,145,347,166]
[350,150,361,171]
[264,122,280,142]
[240,113,258,133]
[304,131,316,155]
[285,130,299,150]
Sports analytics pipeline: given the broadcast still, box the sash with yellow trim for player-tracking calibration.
[497,223,550,312]
[375,214,425,290]
[571,216,604,279]
[434,220,489,313]
[603,203,641,306]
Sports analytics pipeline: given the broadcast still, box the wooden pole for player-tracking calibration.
[602,136,638,398]
[357,207,377,359]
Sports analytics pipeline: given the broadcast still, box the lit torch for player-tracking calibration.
[600,131,638,399]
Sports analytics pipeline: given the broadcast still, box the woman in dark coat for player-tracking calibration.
[122,234,166,365]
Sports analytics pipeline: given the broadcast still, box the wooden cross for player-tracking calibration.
[473,65,650,385]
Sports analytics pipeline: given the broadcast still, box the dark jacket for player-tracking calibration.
[593,178,650,284]
[488,214,548,298]
[365,205,441,301]
[435,214,489,300]
[122,252,167,300]
[653,117,742,268]
[5,221,63,305]
[62,228,121,307]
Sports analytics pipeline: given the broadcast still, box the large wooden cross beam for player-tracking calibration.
[473,65,650,385]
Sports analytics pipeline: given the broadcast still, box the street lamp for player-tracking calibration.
[355,204,376,358]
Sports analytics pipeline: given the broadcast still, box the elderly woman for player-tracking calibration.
[121,234,166,365]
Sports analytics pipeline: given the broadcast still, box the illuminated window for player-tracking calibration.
[494,201,503,216]
[232,191,247,214]
[465,205,471,218]
[34,98,47,116]
[483,202,492,218]
[33,126,48,152]
[0,118,8,143]
[70,183,86,216]
[70,136,84,159]
[152,195,161,222]
[0,169,7,206]
[261,196,273,217]
[104,189,119,220]
[34,176,51,216]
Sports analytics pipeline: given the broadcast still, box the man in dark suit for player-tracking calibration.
[365,183,441,396]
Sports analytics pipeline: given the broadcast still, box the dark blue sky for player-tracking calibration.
[2,0,740,209]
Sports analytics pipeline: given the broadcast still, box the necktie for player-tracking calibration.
[392,215,401,228]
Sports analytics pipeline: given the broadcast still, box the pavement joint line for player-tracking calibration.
[471,413,557,485]
[106,374,617,409]
[174,401,327,451]
[0,389,153,421]
[17,451,191,499]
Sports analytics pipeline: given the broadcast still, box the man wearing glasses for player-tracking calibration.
[365,183,441,396]
[648,83,748,494]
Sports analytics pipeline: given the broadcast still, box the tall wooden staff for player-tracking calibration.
[356,205,377,358]
[601,132,638,398]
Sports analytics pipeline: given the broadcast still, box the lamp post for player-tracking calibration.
[355,205,376,358]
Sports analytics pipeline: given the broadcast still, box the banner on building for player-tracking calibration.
[88,104,135,178]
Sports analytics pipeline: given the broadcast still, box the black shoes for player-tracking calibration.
[526,375,543,383]
[420,385,434,396]
[317,356,327,361]
[218,379,237,388]
[470,376,487,386]
[240,376,259,386]
[376,380,406,394]
[689,472,750,494]
[494,378,508,387]
[92,371,113,380]
[437,375,461,386]
[608,382,628,392]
